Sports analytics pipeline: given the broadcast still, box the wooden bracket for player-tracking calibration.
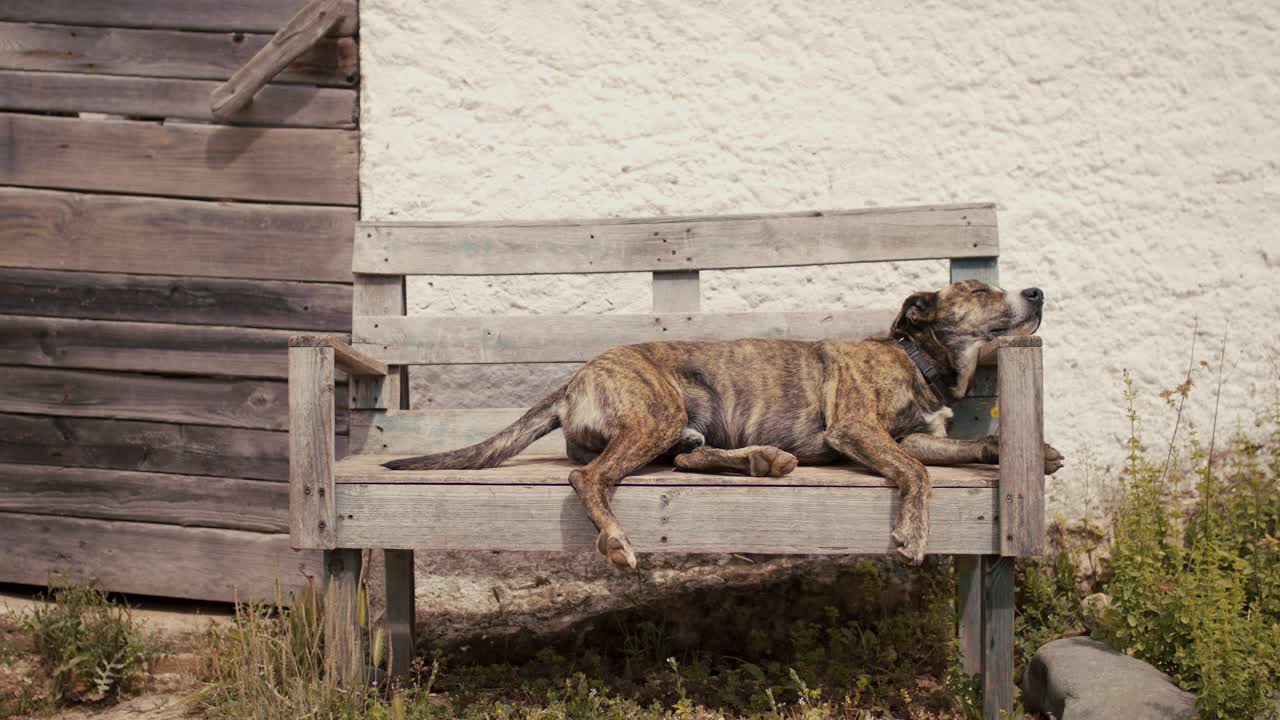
[211,0,351,120]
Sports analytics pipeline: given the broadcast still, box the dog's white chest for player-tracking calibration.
[923,407,954,437]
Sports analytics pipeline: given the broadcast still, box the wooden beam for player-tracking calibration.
[0,512,318,603]
[0,366,348,433]
[0,70,356,129]
[0,115,358,205]
[0,463,287,533]
[955,556,983,675]
[353,309,895,365]
[0,413,289,482]
[409,362,577,409]
[0,315,297,379]
[348,408,565,456]
[351,276,406,410]
[0,268,352,331]
[336,452,998,489]
[289,346,338,549]
[212,0,348,120]
[322,548,364,685]
[333,483,1000,554]
[997,343,1046,556]
[0,22,356,86]
[981,555,1015,720]
[383,549,415,680]
[0,0,358,34]
[290,335,388,377]
[652,271,701,313]
[354,204,998,275]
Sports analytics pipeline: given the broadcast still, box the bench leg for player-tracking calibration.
[956,555,983,675]
[981,555,1015,720]
[384,549,416,680]
[323,548,364,686]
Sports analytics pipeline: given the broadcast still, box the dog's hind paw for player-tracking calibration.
[747,447,798,477]
[597,530,637,571]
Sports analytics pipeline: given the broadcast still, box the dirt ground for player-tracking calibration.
[0,587,233,720]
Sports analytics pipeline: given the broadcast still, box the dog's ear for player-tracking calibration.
[892,292,937,335]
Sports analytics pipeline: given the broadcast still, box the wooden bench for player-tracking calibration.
[287,202,1045,719]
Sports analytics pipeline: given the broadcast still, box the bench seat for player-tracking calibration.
[331,454,1001,555]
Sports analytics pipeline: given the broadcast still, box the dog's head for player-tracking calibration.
[892,280,1044,396]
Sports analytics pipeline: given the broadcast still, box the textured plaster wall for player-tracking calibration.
[361,0,1280,520]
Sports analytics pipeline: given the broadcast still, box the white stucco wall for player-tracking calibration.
[360,0,1280,518]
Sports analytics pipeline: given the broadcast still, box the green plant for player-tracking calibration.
[23,581,162,704]
[1102,352,1280,720]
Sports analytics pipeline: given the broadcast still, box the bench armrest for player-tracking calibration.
[977,334,1042,366]
[290,334,388,376]
[995,338,1045,557]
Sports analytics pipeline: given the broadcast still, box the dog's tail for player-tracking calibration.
[381,385,566,470]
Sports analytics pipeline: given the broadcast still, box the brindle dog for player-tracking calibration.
[385,280,1064,570]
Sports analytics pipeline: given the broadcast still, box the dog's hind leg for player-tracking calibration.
[570,422,683,570]
[673,446,798,477]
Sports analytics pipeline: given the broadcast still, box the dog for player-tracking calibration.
[384,280,1064,569]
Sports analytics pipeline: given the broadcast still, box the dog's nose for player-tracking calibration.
[1021,287,1044,305]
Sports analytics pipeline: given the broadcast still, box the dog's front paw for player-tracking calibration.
[597,529,637,571]
[891,523,928,566]
[1044,444,1064,475]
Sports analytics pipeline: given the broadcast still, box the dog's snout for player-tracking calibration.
[1021,287,1044,305]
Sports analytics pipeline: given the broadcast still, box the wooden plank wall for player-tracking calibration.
[0,3,358,603]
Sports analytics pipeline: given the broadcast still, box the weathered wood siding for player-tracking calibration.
[0,3,358,603]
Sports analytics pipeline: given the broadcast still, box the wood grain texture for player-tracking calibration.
[0,268,352,331]
[290,335,388,377]
[353,204,998,275]
[0,22,356,86]
[955,555,983,675]
[0,70,356,128]
[348,408,565,456]
[981,555,1015,720]
[997,345,1045,556]
[0,115,358,205]
[0,366,348,433]
[353,309,895,365]
[336,452,999,489]
[0,413,293,482]
[212,0,347,119]
[0,0,359,34]
[383,549,415,680]
[0,511,317,603]
[0,315,295,378]
[289,347,337,549]
[333,483,1000,554]
[652,271,701,312]
[0,463,287,532]
[322,548,363,685]
[0,189,354,281]
[351,276,405,410]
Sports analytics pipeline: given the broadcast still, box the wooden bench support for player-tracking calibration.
[383,549,415,679]
[322,547,364,686]
[981,555,1015,720]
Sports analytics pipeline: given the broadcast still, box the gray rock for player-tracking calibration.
[1022,637,1196,720]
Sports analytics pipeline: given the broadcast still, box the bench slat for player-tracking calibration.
[333,483,999,554]
[352,203,997,275]
[335,454,998,488]
[353,309,895,364]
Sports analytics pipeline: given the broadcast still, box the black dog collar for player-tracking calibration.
[894,335,954,403]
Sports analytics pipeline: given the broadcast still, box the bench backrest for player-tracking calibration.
[346,203,1000,456]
